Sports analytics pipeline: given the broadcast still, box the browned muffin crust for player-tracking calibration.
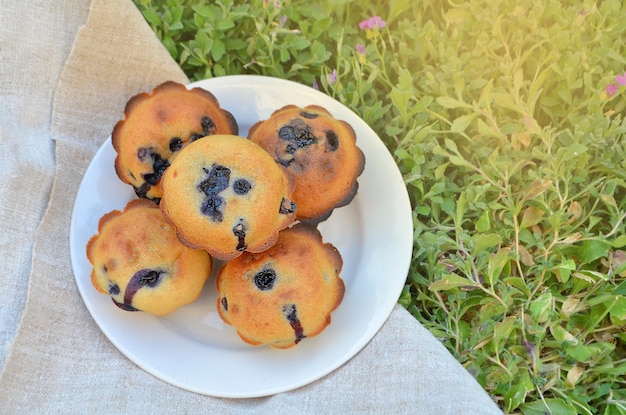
[216,223,345,349]
[87,198,212,316]
[159,134,297,261]
[248,104,365,224]
[112,81,238,203]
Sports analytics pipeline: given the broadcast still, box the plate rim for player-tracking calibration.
[69,74,413,398]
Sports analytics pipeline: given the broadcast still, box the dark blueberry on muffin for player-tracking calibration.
[282,304,306,344]
[112,81,238,202]
[254,268,277,291]
[248,104,364,223]
[86,199,212,316]
[216,224,345,348]
[159,134,296,261]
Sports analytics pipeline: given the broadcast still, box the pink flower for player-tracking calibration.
[328,69,338,85]
[359,16,387,30]
[356,44,366,63]
[606,83,619,96]
[616,72,626,86]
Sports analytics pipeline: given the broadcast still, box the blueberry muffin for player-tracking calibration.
[86,198,212,316]
[112,81,238,203]
[159,134,297,261]
[248,105,365,223]
[216,224,345,349]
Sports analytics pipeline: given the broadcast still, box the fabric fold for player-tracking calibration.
[0,0,91,373]
[0,0,502,413]
[50,0,188,148]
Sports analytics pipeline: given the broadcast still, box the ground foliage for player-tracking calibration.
[133,0,626,412]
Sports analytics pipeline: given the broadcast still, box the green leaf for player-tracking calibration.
[170,5,183,23]
[472,233,502,253]
[504,277,531,296]
[414,96,434,113]
[397,67,413,90]
[578,240,611,264]
[573,270,609,284]
[191,4,216,18]
[487,247,510,285]
[566,342,613,363]
[429,274,477,292]
[443,138,459,153]
[216,19,235,31]
[559,143,588,162]
[609,296,626,321]
[553,259,576,283]
[432,142,475,170]
[448,154,473,168]
[494,315,517,348]
[529,291,553,323]
[476,118,501,138]
[492,92,522,113]
[520,398,577,415]
[444,7,473,24]
[475,210,491,232]
[425,181,446,197]
[142,8,163,27]
[211,39,226,61]
[550,325,577,343]
[435,96,472,109]
[416,205,430,216]
[614,280,626,295]
[390,89,409,120]
[612,234,626,248]
[595,361,626,376]
[602,194,619,211]
[168,20,183,31]
[504,373,532,412]
[450,113,478,133]
[387,0,413,23]
[286,36,310,50]
[441,197,455,215]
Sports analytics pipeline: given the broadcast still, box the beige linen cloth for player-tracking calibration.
[0,0,502,413]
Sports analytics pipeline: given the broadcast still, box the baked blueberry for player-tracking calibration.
[233,222,247,251]
[216,224,345,349]
[233,179,251,195]
[325,130,339,152]
[254,268,277,291]
[197,165,231,222]
[282,303,306,344]
[279,198,296,214]
[159,134,296,261]
[86,199,212,316]
[169,137,184,152]
[248,104,365,223]
[112,81,238,202]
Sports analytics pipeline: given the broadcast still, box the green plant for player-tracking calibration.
[135,0,345,82]
[134,0,626,412]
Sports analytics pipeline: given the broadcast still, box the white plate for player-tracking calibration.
[69,75,413,398]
